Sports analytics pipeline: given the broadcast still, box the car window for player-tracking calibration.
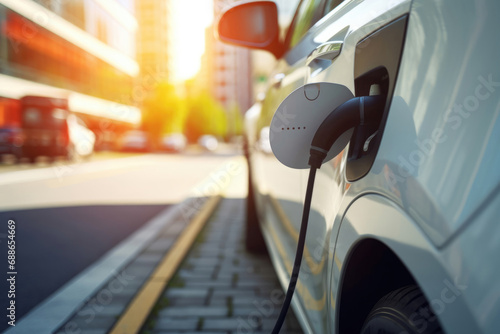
[286,0,324,49]
[324,0,344,14]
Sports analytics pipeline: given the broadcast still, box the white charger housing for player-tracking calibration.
[269,82,354,169]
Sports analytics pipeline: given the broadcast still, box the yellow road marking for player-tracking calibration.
[109,195,222,334]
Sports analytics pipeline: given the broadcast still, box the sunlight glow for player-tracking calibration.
[169,0,213,83]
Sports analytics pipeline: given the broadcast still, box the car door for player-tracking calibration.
[253,0,414,332]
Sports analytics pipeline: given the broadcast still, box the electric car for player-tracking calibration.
[217,0,500,333]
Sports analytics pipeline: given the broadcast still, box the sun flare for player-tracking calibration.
[169,0,214,82]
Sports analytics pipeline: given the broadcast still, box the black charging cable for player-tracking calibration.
[271,166,317,334]
[270,95,385,333]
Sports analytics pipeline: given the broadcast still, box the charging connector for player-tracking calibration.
[309,95,385,168]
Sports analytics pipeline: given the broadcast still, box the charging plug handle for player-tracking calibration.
[308,95,385,168]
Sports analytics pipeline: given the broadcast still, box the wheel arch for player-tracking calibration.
[336,237,416,333]
[331,194,478,334]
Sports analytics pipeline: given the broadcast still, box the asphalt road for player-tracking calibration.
[0,149,240,331]
[0,204,167,329]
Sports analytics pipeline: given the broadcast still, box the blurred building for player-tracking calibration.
[195,26,216,97]
[0,0,140,141]
[195,0,252,114]
[135,0,170,84]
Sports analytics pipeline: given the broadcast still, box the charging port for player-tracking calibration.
[346,15,408,181]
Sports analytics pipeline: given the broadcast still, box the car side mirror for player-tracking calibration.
[216,1,284,58]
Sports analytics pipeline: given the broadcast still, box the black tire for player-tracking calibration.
[245,155,267,253]
[361,285,443,334]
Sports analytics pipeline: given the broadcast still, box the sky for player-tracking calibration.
[169,0,214,83]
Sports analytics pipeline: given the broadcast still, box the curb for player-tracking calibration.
[109,195,222,334]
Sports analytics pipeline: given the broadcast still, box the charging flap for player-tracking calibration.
[270,82,354,169]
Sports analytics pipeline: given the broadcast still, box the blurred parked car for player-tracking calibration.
[18,96,96,162]
[198,134,218,152]
[217,0,500,333]
[0,126,24,161]
[67,114,95,159]
[161,133,186,153]
[118,130,151,152]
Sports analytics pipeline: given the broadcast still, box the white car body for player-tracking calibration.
[162,133,187,152]
[198,134,219,152]
[119,130,151,152]
[67,115,95,158]
[222,0,500,333]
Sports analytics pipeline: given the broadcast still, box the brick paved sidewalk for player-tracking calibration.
[142,197,304,334]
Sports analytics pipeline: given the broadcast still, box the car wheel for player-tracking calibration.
[361,285,443,334]
[245,158,267,253]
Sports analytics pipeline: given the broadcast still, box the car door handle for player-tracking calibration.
[306,41,343,75]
